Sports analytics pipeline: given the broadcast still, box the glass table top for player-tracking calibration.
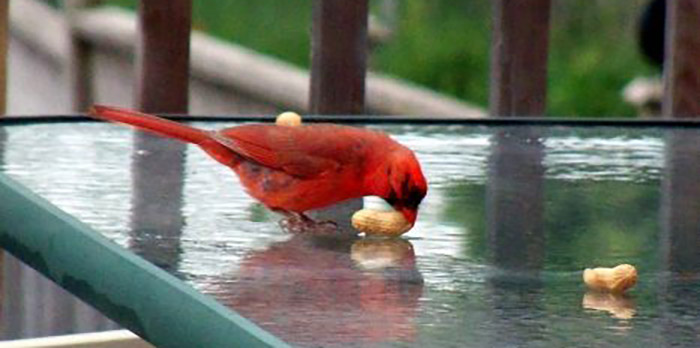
[1,121,699,347]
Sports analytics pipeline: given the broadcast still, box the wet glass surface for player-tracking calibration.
[1,122,700,347]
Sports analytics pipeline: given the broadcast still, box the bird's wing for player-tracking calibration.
[213,124,380,178]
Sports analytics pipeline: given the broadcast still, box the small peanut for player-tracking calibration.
[351,209,412,237]
[276,111,302,127]
[583,264,637,293]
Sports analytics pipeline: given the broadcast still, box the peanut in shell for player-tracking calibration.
[351,209,412,237]
[583,264,637,293]
[276,111,302,127]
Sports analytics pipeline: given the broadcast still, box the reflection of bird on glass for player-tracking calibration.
[89,105,427,233]
[204,235,423,346]
[351,238,420,274]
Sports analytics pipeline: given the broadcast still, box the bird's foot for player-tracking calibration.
[278,213,338,234]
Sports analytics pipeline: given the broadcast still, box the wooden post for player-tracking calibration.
[136,0,191,113]
[69,34,94,112]
[0,0,7,115]
[662,0,700,118]
[309,0,369,114]
[0,0,8,315]
[490,0,551,117]
[65,0,101,112]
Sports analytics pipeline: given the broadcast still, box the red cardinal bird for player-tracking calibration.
[89,105,427,228]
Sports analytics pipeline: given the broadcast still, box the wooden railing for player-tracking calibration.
[65,0,700,118]
[3,1,700,118]
[492,0,700,118]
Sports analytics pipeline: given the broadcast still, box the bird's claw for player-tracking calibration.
[278,214,338,234]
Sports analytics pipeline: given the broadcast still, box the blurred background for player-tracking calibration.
[111,0,660,116]
[16,0,661,117]
[110,0,663,117]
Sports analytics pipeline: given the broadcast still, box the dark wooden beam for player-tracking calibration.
[136,0,191,113]
[66,0,101,112]
[309,0,369,115]
[663,0,700,118]
[0,0,8,296]
[490,0,551,117]
[68,38,93,112]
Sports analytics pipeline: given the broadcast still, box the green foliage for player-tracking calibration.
[548,1,658,117]
[104,0,658,117]
[106,0,312,67]
[190,0,312,69]
[372,1,491,109]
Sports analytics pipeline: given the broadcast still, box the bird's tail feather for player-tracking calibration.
[89,105,209,144]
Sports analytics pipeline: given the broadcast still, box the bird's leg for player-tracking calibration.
[277,211,338,234]
[297,212,339,228]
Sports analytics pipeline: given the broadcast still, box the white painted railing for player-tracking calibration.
[0,330,153,348]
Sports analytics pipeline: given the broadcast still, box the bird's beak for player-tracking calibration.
[397,207,417,227]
